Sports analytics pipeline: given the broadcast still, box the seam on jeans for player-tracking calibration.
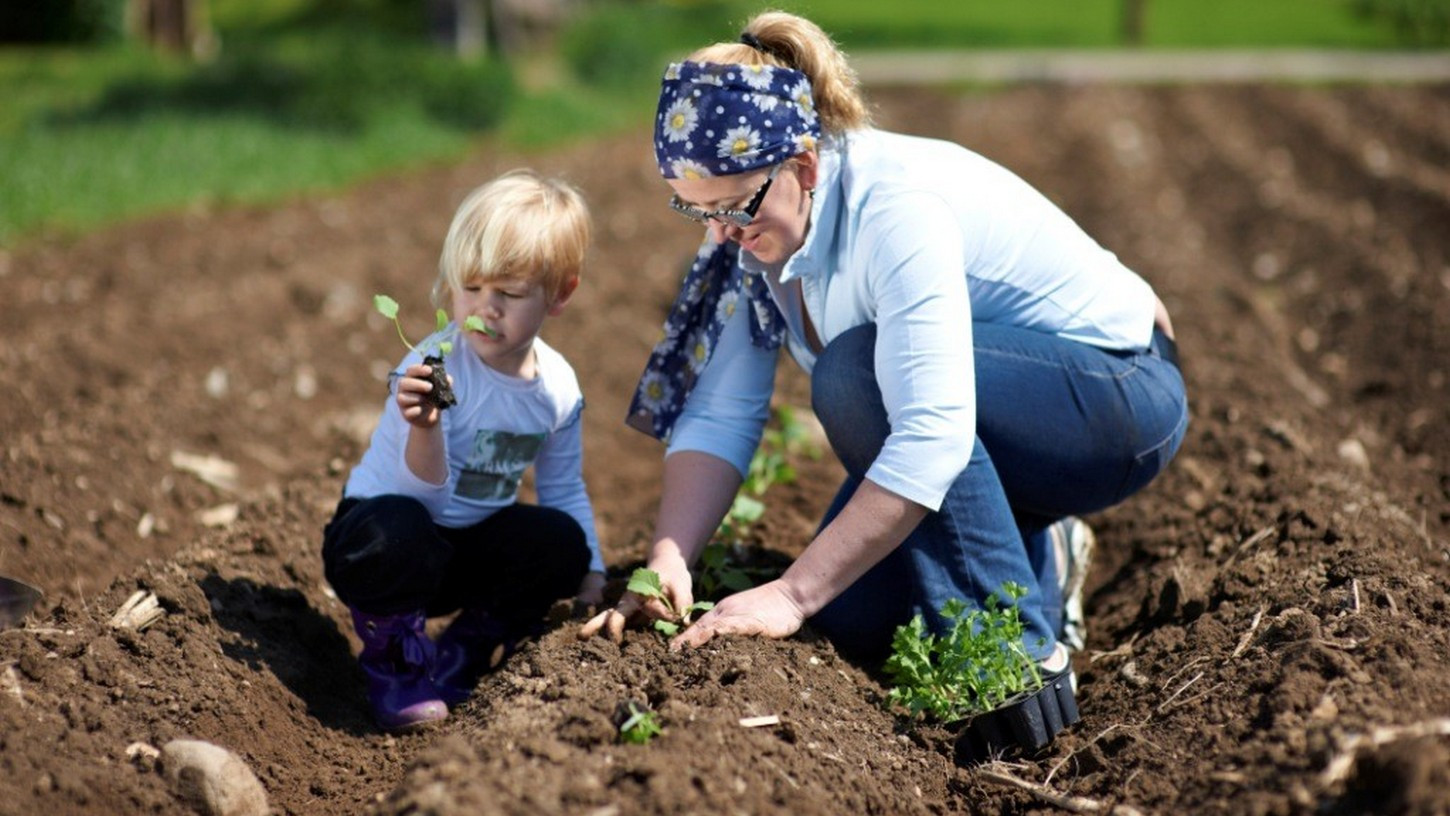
[1142,402,1190,461]
[1133,363,1190,459]
[1113,400,1190,502]
[976,344,1142,382]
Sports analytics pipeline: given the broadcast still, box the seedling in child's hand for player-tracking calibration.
[626,567,714,636]
[373,295,495,411]
[616,701,662,744]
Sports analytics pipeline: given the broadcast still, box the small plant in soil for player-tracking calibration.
[883,582,1044,721]
[714,405,822,546]
[373,294,493,410]
[694,542,761,599]
[615,701,663,745]
[626,567,714,636]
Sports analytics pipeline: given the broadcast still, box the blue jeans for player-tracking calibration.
[806,322,1188,663]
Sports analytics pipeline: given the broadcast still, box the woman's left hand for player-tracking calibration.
[670,580,806,650]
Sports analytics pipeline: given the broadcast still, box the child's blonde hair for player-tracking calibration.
[433,169,591,305]
[688,10,871,137]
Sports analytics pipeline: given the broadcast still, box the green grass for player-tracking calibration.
[1,108,471,243]
[0,0,1423,246]
[765,0,1403,48]
[0,29,515,246]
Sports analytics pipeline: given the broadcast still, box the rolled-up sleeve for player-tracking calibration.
[347,377,455,519]
[859,192,976,510]
[666,300,778,478]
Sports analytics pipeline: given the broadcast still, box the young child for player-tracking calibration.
[323,169,605,731]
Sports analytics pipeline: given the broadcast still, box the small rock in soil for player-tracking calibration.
[161,739,270,816]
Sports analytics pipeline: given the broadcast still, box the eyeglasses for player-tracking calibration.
[668,163,783,228]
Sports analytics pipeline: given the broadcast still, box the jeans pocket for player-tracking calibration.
[1113,403,1189,505]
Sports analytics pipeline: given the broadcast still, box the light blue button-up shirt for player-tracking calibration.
[667,129,1157,511]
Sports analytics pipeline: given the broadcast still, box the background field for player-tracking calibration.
[0,0,1432,245]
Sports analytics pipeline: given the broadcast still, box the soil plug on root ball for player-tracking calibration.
[160,739,270,816]
[373,294,493,411]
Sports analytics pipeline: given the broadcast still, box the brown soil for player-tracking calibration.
[2,84,1448,815]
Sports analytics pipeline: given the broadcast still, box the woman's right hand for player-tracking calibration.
[577,555,695,642]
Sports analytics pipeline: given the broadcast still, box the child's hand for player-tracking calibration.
[570,571,606,618]
[394,364,451,428]
[575,571,606,609]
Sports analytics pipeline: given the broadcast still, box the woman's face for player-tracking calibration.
[667,152,818,266]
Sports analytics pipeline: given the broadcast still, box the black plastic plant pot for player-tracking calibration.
[422,355,458,410]
[952,667,1080,766]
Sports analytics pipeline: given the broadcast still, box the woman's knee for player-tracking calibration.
[811,324,888,473]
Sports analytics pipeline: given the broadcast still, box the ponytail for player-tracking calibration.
[688,10,871,137]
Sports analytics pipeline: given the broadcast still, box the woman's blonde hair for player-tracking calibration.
[433,169,591,306]
[688,10,870,136]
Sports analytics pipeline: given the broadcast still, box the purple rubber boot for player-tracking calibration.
[431,609,516,706]
[350,608,448,731]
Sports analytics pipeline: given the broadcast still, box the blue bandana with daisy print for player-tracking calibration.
[652,60,821,178]
[627,61,820,440]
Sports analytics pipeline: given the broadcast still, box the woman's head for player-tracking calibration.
[650,12,866,262]
[651,11,867,177]
[433,169,591,307]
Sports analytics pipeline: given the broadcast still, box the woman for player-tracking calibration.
[580,11,1187,679]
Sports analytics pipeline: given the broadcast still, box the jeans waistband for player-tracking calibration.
[1150,327,1180,369]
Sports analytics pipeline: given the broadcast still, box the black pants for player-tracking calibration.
[321,495,589,629]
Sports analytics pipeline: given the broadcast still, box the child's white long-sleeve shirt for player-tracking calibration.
[667,128,1158,511]
[345,335,603,573]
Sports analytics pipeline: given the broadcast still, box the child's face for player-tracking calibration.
[451,274,574,378]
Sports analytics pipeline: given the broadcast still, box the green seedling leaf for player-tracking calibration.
[373,294,400,320]
[374,293,418,353]
[435,308,449,333]
[463,315,497,338]
[730,494,765,524]
[653,619,680,636]
[438,340,454,356]
[618,702,663,744]
[694,541,778,601]
[626,567,666,602]
[681,600,714,625]
[720,571,755,592]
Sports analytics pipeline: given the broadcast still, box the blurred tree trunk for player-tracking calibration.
[1121,0,1146,46]
[430,0,572,60]
[431,0,496,59]
[127,0,214,57]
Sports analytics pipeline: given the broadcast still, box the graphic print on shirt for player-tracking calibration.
[456,429,546,501]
